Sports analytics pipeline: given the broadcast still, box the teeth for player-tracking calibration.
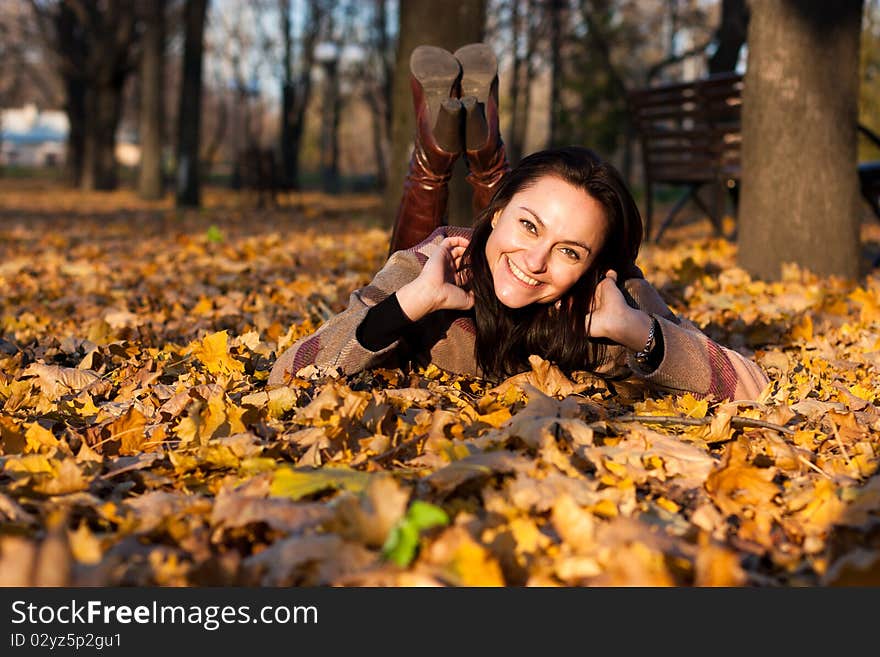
[507,256,541,286]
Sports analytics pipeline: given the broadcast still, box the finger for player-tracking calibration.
[442,235,471,250]
[604,269,618,281]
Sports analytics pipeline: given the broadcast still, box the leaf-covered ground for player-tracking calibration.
[1,180,879,586]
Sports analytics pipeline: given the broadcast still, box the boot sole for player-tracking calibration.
[454,43,497,103]
[410,46,461,126]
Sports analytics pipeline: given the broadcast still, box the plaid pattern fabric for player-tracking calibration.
[269,227,769,401]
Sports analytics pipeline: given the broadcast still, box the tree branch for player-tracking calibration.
[611,414,795,436]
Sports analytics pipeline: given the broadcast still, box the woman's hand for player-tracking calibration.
[396,236,474,322]
[584,269,653,352]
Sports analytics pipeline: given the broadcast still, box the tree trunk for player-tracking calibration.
[138,0,165,200]
[367,0,390,190]
[53,3,86,187]
[708,0,749,74]
[82,78,123,191]
[386,0,487,228]
[737,0,863,279]
[176,0,209,208]
[508,0,524,165]
[547,0,564,147]
[320,58,341,193]
[279,0,295,189]
[279,0,321,191]
[64,75,86,187]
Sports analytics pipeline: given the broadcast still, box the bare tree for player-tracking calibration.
[138,0,166,200]
[362,0,392,189]
[708,0,748,74]
[29,0,140,190]
[507,0,537,165]
[279,0,326,190]
[547,0,565,147]
[175,0,209,207]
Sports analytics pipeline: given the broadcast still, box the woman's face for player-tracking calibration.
[484,175,607,309]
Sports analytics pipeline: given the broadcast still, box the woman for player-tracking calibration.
[269,45,768,401]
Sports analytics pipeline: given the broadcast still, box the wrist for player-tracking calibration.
[396,280,435,321]
[620,309,654,352]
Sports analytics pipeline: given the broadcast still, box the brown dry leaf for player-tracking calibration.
[243,534,376,586]
[833,474,880,527]
[125,491,213,533]
[328,475,410,547]
[422,525,506,586]
[107,406,150,455]
[0,414,27,454]
[694,534,747,586]
[34,458,90,495]
[550,494,597,554]
[427,450,531,494]
[211,489,333,534]
[705,439,779,517]
[493,355,589,398]
[787,478,846,538]
[68,522,104,565]
[21,363,110,400]
[0,492,37,524]
[505,471,599,513]
[594,540,676,586]
[24,422,61,454]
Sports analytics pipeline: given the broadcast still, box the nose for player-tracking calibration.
[523,243,549,273]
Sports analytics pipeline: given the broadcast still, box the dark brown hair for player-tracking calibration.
[462,146,643,380]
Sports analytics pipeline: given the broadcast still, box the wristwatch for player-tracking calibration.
[634,317,659,367]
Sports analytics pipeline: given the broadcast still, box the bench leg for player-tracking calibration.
[654,184,698,242]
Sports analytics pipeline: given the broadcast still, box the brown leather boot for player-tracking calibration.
[455,44,510,219]
[388,46,463,254]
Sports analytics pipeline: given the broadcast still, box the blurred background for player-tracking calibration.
[1,1,879,228]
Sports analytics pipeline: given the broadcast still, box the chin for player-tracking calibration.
[493,286,536,310]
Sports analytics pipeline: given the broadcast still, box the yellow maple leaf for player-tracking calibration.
[848,383,876,403]
[634,396,678,416]
[446,535,505,586]
[677,393,709,418]
[25,422,59,454]
[790,313,813,342]
[849,287,880,324]
[188,330,244,376]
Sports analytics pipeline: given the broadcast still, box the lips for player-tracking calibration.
[505,255,542,287]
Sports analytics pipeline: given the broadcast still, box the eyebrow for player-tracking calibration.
[520,206,592,253]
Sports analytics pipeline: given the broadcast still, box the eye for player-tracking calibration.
[519,219,538,234]
[559,247,580,261]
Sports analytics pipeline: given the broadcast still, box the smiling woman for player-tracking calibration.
[269,44,769,402]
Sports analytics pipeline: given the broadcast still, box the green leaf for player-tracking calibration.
[407,500,449,530]
[381,501,449,567]
[269,465,370,501]
[205,224,224,243]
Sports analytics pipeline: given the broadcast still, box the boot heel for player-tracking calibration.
[460,96,488,153]
[410,46,461,131]
[453,43,497,104]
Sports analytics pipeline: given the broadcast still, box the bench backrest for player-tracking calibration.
[628,72,743,185]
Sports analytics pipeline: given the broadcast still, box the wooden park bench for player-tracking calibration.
[628,72,743,242]
[629,72,880,242]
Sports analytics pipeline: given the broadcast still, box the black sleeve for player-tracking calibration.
[355,293,415,351]
[643,317,665,372]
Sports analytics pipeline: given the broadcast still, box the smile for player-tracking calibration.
[506,255,542,287]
